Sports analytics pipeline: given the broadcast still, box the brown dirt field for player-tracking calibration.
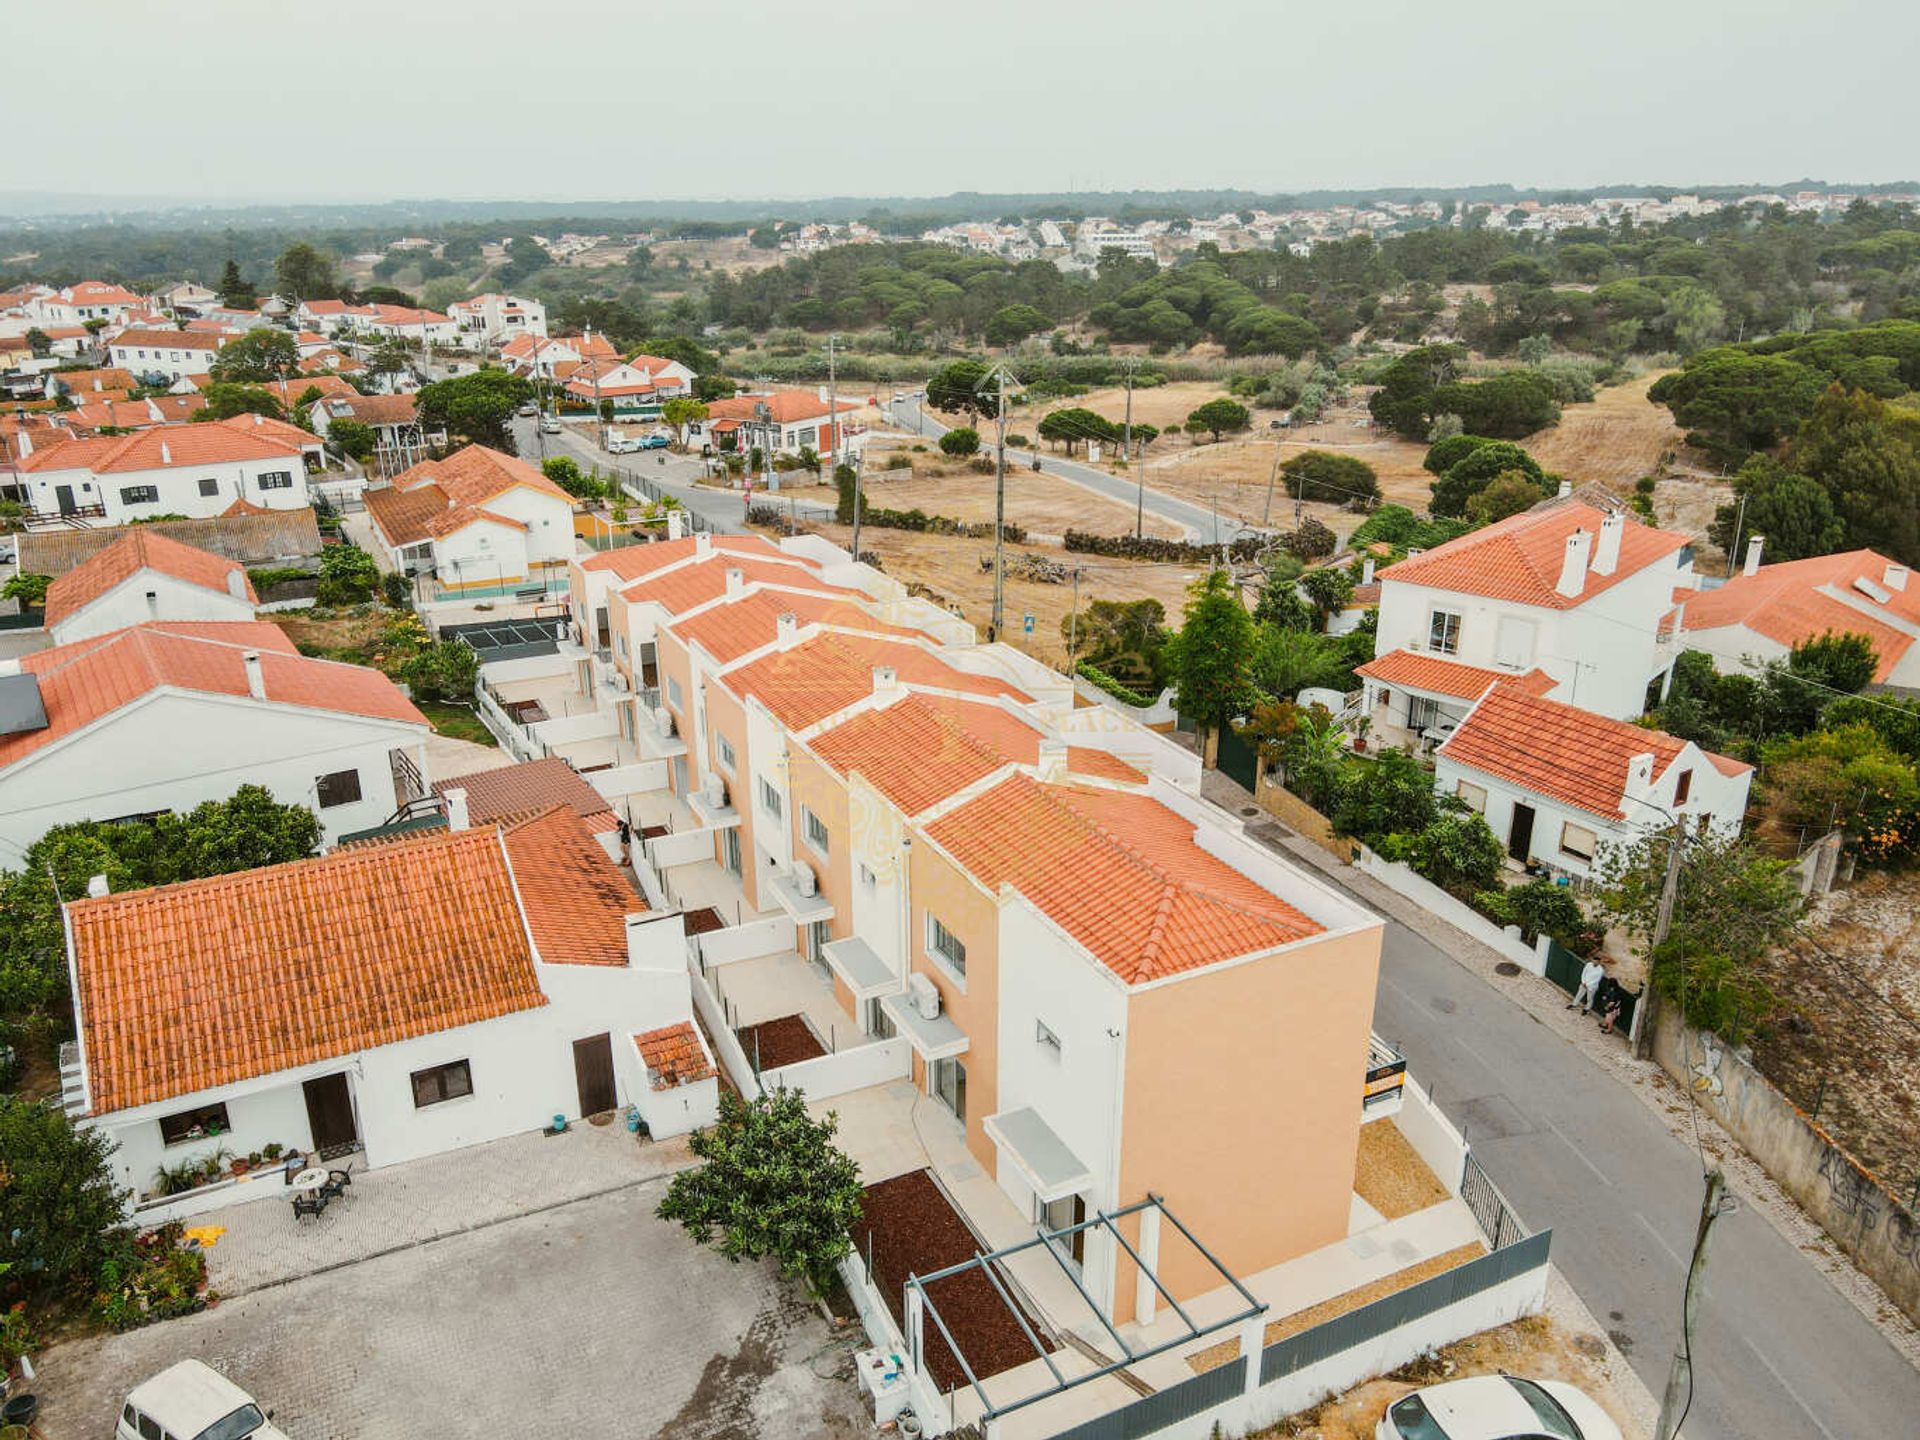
[646,235,790,278]
[1354,1120,1451,1221]
[269,610,389,659]
[1187,1242,1487,1373]
[1248,1314,1625,1440]
[755,515,1203,667]
[734,1014,826,1071]
[1520,373,1685,486]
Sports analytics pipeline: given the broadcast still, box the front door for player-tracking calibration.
[1508,803,1536,862]
[722,828,743,878]
[55,484,76,516]
[573,1032,617,1117]
[302,1073,358,1156]
[1040,1192,1088,1268]
[933,1057,966,1123]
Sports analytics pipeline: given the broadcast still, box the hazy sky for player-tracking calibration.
[14,0,1916,205]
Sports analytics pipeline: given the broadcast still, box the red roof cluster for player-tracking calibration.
[1379,503,1690,610]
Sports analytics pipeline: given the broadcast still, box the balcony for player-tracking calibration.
[766,864,833,924]
[634,707,688,760]
[879,990,968,1062]
[687,778,740,830]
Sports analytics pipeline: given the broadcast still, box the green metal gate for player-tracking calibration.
[1216,723,1259,791]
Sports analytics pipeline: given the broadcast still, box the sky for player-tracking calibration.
[12,0,1918,207]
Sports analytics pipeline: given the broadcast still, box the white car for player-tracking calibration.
[540,415,562,434]
[118,1360,290,1440]
[1377,1375,1620,1440]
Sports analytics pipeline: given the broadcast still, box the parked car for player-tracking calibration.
[637,433,671,450]
[1377,1375,1619,1440]
[516,401,538,417]
[118,1360,290,1440]
[540,415,562,435]
[0,542,15,566]
[606,434,642,455]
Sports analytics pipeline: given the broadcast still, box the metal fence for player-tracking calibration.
[1459,1151,1527,1251]
[1543,937,1638,1034]
[1047,1359,1245,1440]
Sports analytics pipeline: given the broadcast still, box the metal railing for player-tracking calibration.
[1459,1150,1528,1251]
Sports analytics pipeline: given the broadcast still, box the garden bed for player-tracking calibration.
[850,1169,1056,1393]
[734,1014,825,1071]
[683,906,727,936]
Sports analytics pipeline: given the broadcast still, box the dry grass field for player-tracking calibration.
[1519,372,1685,485]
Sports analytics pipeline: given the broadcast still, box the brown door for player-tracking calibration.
[302,1073,358,1155]
[573,1033,616,1117]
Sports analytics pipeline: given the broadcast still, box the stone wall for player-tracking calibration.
[1253,766,1350,860]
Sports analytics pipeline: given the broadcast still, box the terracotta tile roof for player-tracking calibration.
[0,621,425,769]
[811,694,1030,814]
[635,1021,715,1090]
[422,504,527,540]
[723,633,1029,730]
[366,444,570,548]
[1065,747,1148,783]
[49,368,138,396]
[363,482,451,548]
[578,533,784,582]
[43,531,256,629]
[706,390,862,425]
[501,806,640,964]
[210,412,318,449]
[925,775,1324,984]
[68,825,546,1114]
[317,392,417,426]
[1378,503,1690,610]
[1438,685,1714,820]
[665,591,911,665]
[621,553,840,617]
[111,327,225,352]
[16,421,306,474]
[433,757,616,832]
[1355,649,1556,701]
[1682,549,1920,682]
[1348,583,1381,607]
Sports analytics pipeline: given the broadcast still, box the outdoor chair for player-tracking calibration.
[292,1192,328,1220]
[320,1167,353,1201]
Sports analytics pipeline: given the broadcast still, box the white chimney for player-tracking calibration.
[666,509,686,541]
[776,611,799,646]
[872,664,898,695]
[15,431,29,457]
[87,874,110,899]
[1556,479,1573,499]
[1743,534,1765,578]
[1884,561,1908,593]
[1557,528,1592,598]
[242,649,265,699]
[693,530,710,555]
[159,440,172,464]
[1361,557,1375,586]
[226,569,248,600]
[724,566,744,596]
[1592,511,1624,576]
[1036,737,1068,780]
[145,589,159,616]
[443,787,470,832]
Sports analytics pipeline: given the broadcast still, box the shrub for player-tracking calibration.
[938,426,981,457]
[1281,450,1380,506]
[1076,661,1157,708]
[1,573,50,608]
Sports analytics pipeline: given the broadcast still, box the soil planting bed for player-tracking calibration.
[683,906,726,936]
[851,1168,1055,1392]
[735,1013,826,1070]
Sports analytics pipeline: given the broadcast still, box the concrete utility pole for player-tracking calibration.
[1068,564,1083,662]
[1656,1167,1729,1440]
[981,362,1019,641]
[1635,824,1688,1059]
[832,334,860,562]
[1124,357,1142,539]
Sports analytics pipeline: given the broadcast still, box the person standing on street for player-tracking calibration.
[1570,956,1605,1013]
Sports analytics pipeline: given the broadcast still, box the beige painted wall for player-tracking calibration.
[656,631,699,792]
[699,679,758,907]
[785,744,855,953]
[908,841,1002,1171]
[1113,924,1382,1324]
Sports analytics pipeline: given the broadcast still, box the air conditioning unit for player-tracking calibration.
[909,973,941,1020]
[702,773,728,810]
[793,861,818,898]
[654,707,675,738]
[609,671,629,693]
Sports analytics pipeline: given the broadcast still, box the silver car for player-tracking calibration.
[1378,1375,1621,1440]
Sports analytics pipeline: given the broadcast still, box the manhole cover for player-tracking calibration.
[1239,806,1260,817]
[1494,961,1522,977]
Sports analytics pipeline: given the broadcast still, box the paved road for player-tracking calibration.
[887,396,1269,544]
[1371,911,1918,1439]
[511,415,760,535]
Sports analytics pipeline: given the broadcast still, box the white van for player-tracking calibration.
[117,1360,290,1440]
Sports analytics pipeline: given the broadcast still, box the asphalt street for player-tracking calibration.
[1372,912,1919,1440]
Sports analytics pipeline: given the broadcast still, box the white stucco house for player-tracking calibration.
[41,530,257,645]
[448,292,548,347]
[12,416,315,523]
[363,444,576,594]
[294,299,457,344]
[1359,502,1696,742]
[499,331,618,378]
[1434,683,1751,878]
[0,620,430,853]
[62,805,715,1217]
[30,281,145,327]
[108,328,226,383]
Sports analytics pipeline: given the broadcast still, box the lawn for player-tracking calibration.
[414,700,496,747]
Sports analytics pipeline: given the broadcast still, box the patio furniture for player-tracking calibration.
[289,1166,330,1193]
[320,1166,353,1201]
[291,1192,328,1221]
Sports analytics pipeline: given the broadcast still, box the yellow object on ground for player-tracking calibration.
[183,1225,227,1249]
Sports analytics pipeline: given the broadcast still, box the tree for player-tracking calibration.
[1330,746,1438,842]
[195,382,286,423]
[208,328,298,383]
[1466,470,1553,525]
[1398,812,1504,894]
[1036,407,1115,455]
[541,456,604,500]
[1368,344,1466,438]
[924,359,1001,421]
[1063,597,1167,689]
[1432,369,1560,438]
[1166,568,1256,746]
[1298,566,1355,629]
[1430,441,1546,518]
[401,641,480,704]
[274,241,339,301]
[659,396,709,445]
[1648,351,1829,464]
[984,304,1052,347]
[317,541,381,603]
[1250,627,1349,699]
[1787,384,1920,565]
[656,1088,863,1296]
[328,417,376,461]
[1280,450,1379,506]
[2,573,50,608]
[217,258,255,309]
[415,371,534,451]
[1762,722,1920,864]
[938,426,981,458]
[366,338,417,382]
[24,327,51,358]
[692,373,738,403]
[1184,397,1252,444]
[0,1097,129,1303]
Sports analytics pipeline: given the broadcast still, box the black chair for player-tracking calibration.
[292,1192,327,1220]
[319,1168,352,1201]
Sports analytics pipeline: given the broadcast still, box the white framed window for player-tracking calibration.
[120,485,159,505]
[666,676,683,708]
[802,805,830,856]
[1035,1019,1063,1057]
[1428,609,1461,655]
[1455,780,1487,813]
[759,777,782,817]
[716,734,736,774]
[927,914,966,978]
[257,470,294,490]
[1559,821,1597,862]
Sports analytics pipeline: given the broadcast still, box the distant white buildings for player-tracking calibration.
[109,328,226,383]
[448,292,547,349]
[13,416,317,524]
[296,300,457,345]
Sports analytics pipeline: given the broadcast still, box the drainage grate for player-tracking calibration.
[1239,806,1260,817]
[1494,961,1522,977]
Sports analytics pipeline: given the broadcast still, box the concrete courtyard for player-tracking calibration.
[37,1169,871,1439]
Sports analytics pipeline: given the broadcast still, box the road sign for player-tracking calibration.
[1023,612,1034,634]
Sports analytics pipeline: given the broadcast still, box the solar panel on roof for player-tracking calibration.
[0,671,49,736]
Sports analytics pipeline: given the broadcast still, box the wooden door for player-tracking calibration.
[1508,803,1536,861]
[573,1033,616,1117]
[55,484,75,516]
[302,1073,358,1155]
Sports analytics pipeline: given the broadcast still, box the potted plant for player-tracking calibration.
[263,1142,284,1161]
[247,1151,263,1168]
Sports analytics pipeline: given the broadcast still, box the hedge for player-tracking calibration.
[1076,661,1158,708]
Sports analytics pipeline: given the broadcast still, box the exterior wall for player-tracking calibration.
[481,484,575,567]
[20,454,311,524]
[109,339,218,381]
[0,692,425,852]
[698,678,756,896]
[655,629,700,794]
[785,741,854,948]
[49,572,254,645]
[1114,924,1382,1325]
[907,839,1001,1170]
[844,773,907,995]
[744,696,795,910]
[431,517,533,592]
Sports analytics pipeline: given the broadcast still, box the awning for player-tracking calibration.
[822,935,896,999]
[983,1107,1094,1204]
[766,867,834,924]
[687,790,740,829]
[879,992,968,1061]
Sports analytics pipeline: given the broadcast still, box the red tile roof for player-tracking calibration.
[68,825,547,1114]
[665,590,911,665]
[635,1021,716,1090]
[366,445,571,548]
[925,775,1323,984]
[16,421,306,474]
[433,757,617,833]
[722,632,1028,730]
[1682,550,1920,682]
[1379,503,1690,610]
[621,552,840,616]
[577,533,784,582]
[501,806,640,964]
[111,327,225,352]
[1355,649,1556,701]
[42,531,255,629]
[705,391,863,425]
[0,621,425,769]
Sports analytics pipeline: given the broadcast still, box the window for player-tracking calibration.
[796,426,817,448]
[616,635,627,658]
[198,477,219,497]
[158,1101,231,1146]
[667,676,683,708]
[315,769,363,809]
[759,777,783,817]
[256,470,294,490]
[716,734,737,773]
[927,914,967,977]
[1673,768,1693,805]
[410,1059,473,1108]
[1035,1019,1063,1057]
[859,862,876,891]
[1559,821,1598,862]
[802,805,830,855]
[1407,696,1444,731]
[1455,780,1487,813]
[120,485,159,505]
[1427,609,1461,655]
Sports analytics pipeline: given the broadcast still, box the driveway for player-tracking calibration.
[36,1180,870,1440]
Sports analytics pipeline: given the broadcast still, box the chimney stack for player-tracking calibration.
[443,787,470,832]
[242,649,265,699]
[1557,479,1573,499]
[1885,561,1908,593]
[1743,534,1765,577]
[666,509,686,541]
[1036,737,1068,780]
[159,440,172,464]
[872,664,898,695]
[693,529,710,555]
[226,568,249,600]
[145,589,159,616]
[87,874,110,899]
[1557,528,1592,598]
[1361,557,1376,586]
[776,611,798,646]
[724,566,744,596]
[1592,511,1624,576]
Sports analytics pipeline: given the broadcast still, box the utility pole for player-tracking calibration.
[1722,491,1747,579]
[1656,1167,1729,1440]
[834,334,862,563]
[980,362,1018,641]
[1067,564,1082,664]
[1120,358,1143,539]
[1635,823,1687,1059]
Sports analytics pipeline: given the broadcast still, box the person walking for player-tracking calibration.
[1570,956,1605,1013]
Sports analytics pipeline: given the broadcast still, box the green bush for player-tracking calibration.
[1076,661,1157,708]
